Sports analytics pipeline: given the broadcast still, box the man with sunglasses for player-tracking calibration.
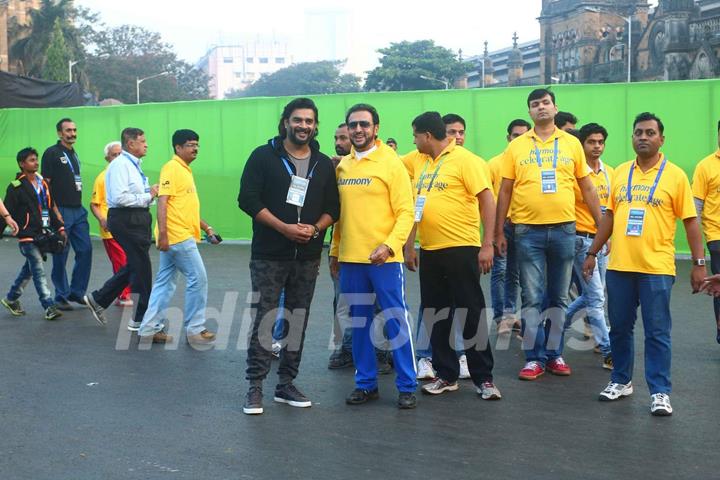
[330,103,417,409]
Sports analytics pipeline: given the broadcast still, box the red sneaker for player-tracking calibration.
[546,357,572,376]
[518,361,544,381]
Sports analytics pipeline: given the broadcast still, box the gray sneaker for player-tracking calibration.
[1,298,25,316]
[127,320,142,332]
[421,378,459,395]
[274,383,312,408]
[44,305,62,321]
[83,294,106,325]
[477,381,502,400]
[328,349,353,369]
[243,385,263,415]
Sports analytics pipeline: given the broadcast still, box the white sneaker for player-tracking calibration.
[416,357,436,380]
[476,381,502,400]
[127,320,141,332]
[598,381,633,401]
[458,354,471,379]
[650,393,673,416]
[421,378,459,395]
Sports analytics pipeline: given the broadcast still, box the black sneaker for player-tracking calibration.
[1,298,25,316]
[68,295,87,306]
[243,385,263,415]
[44,305,62,321]
[376,351,393,375]
[55,300,73,311]
[346,388,380,405]
[83,294,106,325]
[274,383,312,408]
[397,392,417,409]
[328,349,354,369]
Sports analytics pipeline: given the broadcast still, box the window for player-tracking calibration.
[246,57,254,63]
[275,57,285,64]
[223,57,233,63]
[259,57,269,64]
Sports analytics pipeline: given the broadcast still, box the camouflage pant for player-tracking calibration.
[246,258,320,385]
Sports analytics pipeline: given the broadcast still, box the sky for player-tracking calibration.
[76,0,543,74]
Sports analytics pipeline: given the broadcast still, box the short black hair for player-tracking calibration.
[172,129,199,149]
[337,123,347,129]
[578,123,609,144]
[442,113,465,128]
[507,119,531,135]
[121,127,145,148]
[56,118,73,132]
[527,88,555,107]
[278,97,319,139]
[346,103,379,126]
[17,147,38,164]
[555,111,578,128]
[633,112,664,135]
[386,137,397,144]
[412,112,447,141]
[566,129,581,139]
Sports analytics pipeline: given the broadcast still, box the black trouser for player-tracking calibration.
[92,208,152,324]
[709,241,720,330]
[419,246,494,384]
[246,258,320,385]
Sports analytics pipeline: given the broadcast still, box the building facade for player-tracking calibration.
[0,0,40,73]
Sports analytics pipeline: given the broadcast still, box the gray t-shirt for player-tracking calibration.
[287,151,311,219]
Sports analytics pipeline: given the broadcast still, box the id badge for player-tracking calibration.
[414,195,427,222]
[74,174,82,191]
[626,208,645,237]
[286,175,309,207]
[41,209,50,228]
[143,178,151,194]
[541,170,557,194]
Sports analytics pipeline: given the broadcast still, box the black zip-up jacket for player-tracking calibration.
[4,174,65,242]
[238,137,340,260]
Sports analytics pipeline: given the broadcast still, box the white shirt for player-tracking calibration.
[106,150,152,208]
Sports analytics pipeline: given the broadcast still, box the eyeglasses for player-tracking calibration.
[348,121,372,129]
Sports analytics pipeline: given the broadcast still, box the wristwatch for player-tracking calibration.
[312,224,320,239]
[693,258,706,266]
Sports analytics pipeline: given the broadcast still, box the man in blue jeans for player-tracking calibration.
[583,112,706,416]
[137,130,221,346]
[41,118,92,310]
[495,88,602,381]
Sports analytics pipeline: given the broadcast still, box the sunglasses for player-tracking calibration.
[348,121,373,129]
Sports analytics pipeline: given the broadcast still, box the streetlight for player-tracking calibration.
[585,7,632,82]
[419,74,449,90]
[136,71,169,104]
[68,60,79,82]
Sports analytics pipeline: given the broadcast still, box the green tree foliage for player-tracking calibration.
[42,18,71,81]
[364,40,469,91]
[227,60,361,98]
[84,25,210,103]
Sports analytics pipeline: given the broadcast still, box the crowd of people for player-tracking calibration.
[2,88,719,418]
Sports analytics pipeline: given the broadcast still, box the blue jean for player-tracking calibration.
[340,262,417,393]
[491,220,519,320]
[7,243,54,309]
[139,238,208,336]
[515,222,575,364]
[565,235,610,356]
[51,206,92,302]
[606,270,674,394]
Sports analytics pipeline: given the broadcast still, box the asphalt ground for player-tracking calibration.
[0,238,719,479]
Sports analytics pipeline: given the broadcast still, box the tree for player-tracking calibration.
[227,60,361,98]
[84,25,210,103]
[364,40,469,91]
[9,0,93,78]
[42,18,71,81]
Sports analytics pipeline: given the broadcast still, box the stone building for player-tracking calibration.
[0,0,40,73]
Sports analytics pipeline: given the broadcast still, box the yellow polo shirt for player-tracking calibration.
[330,141,413,263]
[155,155,201,245]
[574,162,614,234]
[90,166,112,240]
[402,142,491,250]
[608,154,696,276]
[692,149,720,242]
[501,128,589,224]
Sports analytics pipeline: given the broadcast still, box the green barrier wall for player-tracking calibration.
[1,79,719,252]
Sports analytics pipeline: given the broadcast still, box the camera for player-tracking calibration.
[34,229,65,254]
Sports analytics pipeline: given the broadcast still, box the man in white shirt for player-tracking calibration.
[84,128,164,341]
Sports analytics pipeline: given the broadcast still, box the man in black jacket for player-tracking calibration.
[239,97,340,415]
[1,148,66,321]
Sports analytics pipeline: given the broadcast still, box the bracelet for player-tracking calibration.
[585,251,597,257]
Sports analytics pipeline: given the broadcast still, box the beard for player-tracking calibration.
[351,135,374,151]
[288,127,313,146]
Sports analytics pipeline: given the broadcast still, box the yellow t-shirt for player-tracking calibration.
[574,162,614,234]
[608,154,696,276]
[691,150,720,242]
[330,141,413,263]
[155,156,201,245]
[487,154,503,198]
[90,166,112,240]
[501,128,589,224]
[402,142,491,250]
